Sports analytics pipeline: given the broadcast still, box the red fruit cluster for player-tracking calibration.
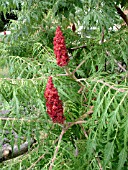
[44,76,65,124]
[53,26,69,67]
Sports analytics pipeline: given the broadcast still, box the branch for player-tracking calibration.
[68,45,88,52]
[48,110,91,170]
[49,128,65,170]
[106,50,127,74]
[72,60,85,75]
[96,157,103,170]
[49,120,87,170]
[27,151,48,170]
[92,79,127,93]
[100,27,105,44]
[114,59,127,72]
[0,138,36,162]
[115,5,128,26]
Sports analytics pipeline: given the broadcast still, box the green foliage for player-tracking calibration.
[0,0,128,169]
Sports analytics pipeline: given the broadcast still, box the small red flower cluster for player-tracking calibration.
[44,76,65,124]
[53,26,69,67]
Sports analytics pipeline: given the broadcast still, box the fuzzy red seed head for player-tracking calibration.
[53,26,69,67]
[44,76,65,124]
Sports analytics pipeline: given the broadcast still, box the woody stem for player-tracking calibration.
[64,67,84,88]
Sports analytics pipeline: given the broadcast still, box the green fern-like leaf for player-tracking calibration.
[103,142,114,166]
[117,148,127,170]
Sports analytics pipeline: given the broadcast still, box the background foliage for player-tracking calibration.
[0,0,128,169]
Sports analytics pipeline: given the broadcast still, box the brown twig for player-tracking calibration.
[66,120,87,130]
[27,128,67,170]
[49,120,87,170]
[72,60,85,75]
[115,5,128,26]
[114,59,127,72]
[26,111,91,169]
[27,151,48,170]
[80,124,88,138]
[48,111,90,170]
[27,133,61,170]
[101,27,105,44]
[49,128,65,170]
[56,73,68,77]
[106,50,127,72]
[96,157,103,170]
[68,45,87,52]
[106,50,127,75]
[64,67,85,90]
